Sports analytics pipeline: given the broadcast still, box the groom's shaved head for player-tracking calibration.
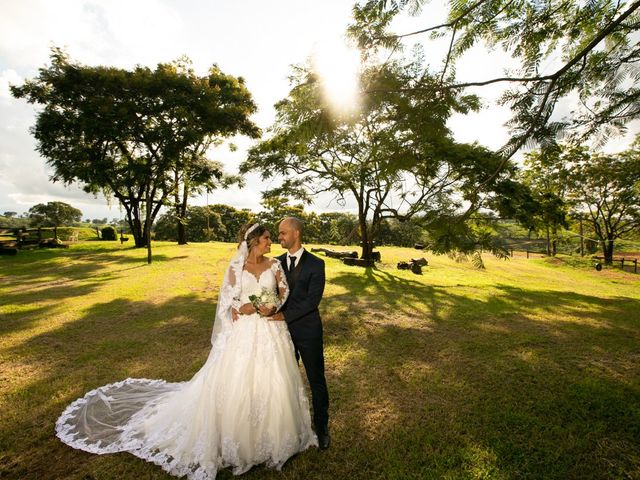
[278,217,303,252]
[282,217,303,237]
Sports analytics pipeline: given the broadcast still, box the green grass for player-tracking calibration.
[1,242,639,479]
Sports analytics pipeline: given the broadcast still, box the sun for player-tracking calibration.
[312,37,361,115]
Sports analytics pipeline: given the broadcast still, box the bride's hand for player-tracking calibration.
[238,303,255,315]
[258,304,276,317]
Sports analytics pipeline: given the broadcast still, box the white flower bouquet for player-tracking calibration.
[248,288,279,315]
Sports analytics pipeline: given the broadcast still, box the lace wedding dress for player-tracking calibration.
[55,256,317,479]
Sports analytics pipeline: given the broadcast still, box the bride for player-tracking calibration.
[55,223,317,479]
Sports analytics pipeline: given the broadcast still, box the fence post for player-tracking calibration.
[621,258,625,270]
[634,259,638,274]
[526,250,529,259]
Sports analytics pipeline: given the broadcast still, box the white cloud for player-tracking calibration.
[3,0,636,222]
[0,69,21,100]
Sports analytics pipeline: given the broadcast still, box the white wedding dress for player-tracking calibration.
[55,257,317,480]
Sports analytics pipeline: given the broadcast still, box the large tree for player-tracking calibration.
[566,145,640,264]
[242,56,512,260]
[28,201,82,227]
[206,204,254,243]
[350,0,640,164]
[154,206,226,243]
[12,49,259,262]
[520,144,578,255]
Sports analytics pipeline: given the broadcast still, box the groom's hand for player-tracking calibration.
[231,308,239,321]
[268,312,285,321]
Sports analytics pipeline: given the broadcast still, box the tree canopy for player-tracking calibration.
[28,201,83,227]
[565,142,640,263]
[242,54,514,260]
[12,49,259,261]
[349,0,640,158]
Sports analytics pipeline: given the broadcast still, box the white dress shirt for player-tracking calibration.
[287,247,304,271]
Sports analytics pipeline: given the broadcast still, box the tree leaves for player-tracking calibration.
[349,0,640,156]
[12,48,259,248]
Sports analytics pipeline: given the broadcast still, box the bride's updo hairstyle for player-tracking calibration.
[237,222,267,250]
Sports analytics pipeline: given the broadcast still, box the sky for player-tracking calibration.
[1,0,637,221]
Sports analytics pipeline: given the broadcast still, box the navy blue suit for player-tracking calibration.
[278,250,329,430]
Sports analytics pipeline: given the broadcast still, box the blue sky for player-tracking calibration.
[1,0,636,220]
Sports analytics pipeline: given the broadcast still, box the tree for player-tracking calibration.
[349,0,640,170]
[242,56,511,260]
[376,218,426,247]
[315,212,360,245]
[207,204,254,243]
[254,196,323,244]
[171,135,244,245]
[28,201,83,227]
[520,144,581,255]
[12,49,259,263]
[154,206,226,242]
[566,146,640,264]
[256,196,307,233]
[3,212,17,218]
[0,213,28,228]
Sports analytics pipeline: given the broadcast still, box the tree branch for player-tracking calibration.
[387,0,491,39]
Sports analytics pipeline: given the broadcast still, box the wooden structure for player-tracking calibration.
[592,255,638,274]
[310,247,381,267]
[397,257,428,274]
[0,227,62,253]
[342,257,376,267]
[311,247,358,259]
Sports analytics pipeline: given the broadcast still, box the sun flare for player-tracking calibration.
[312,38,361,115]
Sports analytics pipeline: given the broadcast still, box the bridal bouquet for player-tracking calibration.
[248,288,279,315]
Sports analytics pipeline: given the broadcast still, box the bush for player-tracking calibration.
[101,226,118,241]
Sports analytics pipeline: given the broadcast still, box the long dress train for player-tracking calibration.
[55,258,317,479]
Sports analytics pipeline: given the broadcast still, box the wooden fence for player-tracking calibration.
[0,227,59,248]
[592,256,639,274]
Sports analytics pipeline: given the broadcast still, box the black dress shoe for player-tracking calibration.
[317,426,330,450]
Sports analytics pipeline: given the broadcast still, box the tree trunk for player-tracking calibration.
[579,216,584,257]
[358,216,373,260]
[129,216,146,247]
[174,170,188,245]
[545,225,551,256]
[603,238,614,265]
[177,181,189,245]
[177,219,187,245]
[361,240,374,260]
[145,188,153,264]
[551,226,557,256]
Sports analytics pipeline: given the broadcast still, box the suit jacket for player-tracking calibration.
[278,250,325,341]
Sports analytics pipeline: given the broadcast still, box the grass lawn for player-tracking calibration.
[1,241,639,479]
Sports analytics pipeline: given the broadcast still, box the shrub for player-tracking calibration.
[101,226,118,241]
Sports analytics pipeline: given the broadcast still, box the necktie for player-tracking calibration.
[289,256,296,271]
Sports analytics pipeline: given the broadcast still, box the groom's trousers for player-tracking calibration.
[293,335,330,429]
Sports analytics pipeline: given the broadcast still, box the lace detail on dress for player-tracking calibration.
[55,256,315,480]
[271,259,289,311]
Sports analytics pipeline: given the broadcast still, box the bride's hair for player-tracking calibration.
[237,223,267,250]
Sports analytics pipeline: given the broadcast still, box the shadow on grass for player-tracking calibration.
[0,248,188,337]
[2,266,639,479]
[1,293,219,479]
[319,269,640,479]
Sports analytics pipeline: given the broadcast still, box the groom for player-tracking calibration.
[269,217,330,450]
